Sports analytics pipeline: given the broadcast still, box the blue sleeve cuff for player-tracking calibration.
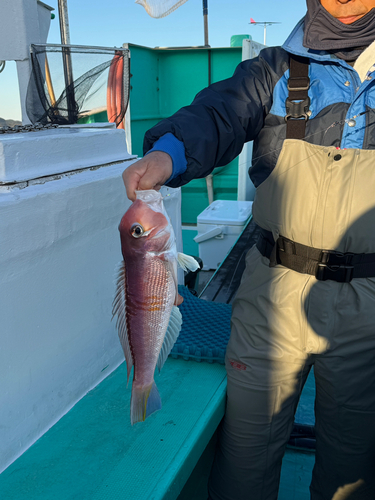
[145,133,187,183]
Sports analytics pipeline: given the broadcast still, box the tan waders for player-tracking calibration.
[208,140,375,500]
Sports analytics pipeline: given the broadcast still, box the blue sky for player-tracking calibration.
[0,0,307,121]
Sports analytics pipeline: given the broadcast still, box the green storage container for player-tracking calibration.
[230,34,252,47]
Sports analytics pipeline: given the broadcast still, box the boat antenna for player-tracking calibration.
[249,18,281,45]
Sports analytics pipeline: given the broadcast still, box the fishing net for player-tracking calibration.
[26,44,130,127]
[135,0,188,18]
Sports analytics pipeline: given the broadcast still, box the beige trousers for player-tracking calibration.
[208,141,375,500]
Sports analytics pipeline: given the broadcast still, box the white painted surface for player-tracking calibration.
[0,0,53,124]
[0,162,132,473]
[197,200,253,226]
[124,100,133,155]
[242,39,265,61]
[195,201,253,270]
[237,39,265,201]
[0,125,135,183]
[0,0,52,62]
[0,127,182,473]
[237,140,255,201]
[16,59,34,125]
[196,221,248,271]
[37,1,54,44]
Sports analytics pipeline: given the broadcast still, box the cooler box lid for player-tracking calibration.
[197,200,253,226]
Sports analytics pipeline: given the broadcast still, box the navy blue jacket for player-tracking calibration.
[144,20,375,188]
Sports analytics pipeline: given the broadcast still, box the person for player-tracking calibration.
[123,0,375,498]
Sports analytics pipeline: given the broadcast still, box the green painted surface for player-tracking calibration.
[182,228,199,256]
[230,34,252,47]
[127,45,161,157]
[127,44,243,224]
[0,358,226,500]
[181,161,238,224]
[127,45,242,140]
[177,434,315,500]
[279,450,314,499]
[158,51,210,114]
[78,109,108,124]
[181,179,209,224]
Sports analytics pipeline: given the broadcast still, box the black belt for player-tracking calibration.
[256,228,375,283]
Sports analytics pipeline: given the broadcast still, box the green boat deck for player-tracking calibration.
[0,358,227,500]
[0,358,315,500]
[0,354,315,500]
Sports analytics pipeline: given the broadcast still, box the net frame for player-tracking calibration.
[27,44,130,127]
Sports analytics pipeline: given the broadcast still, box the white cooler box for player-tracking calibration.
[194,200,253,270]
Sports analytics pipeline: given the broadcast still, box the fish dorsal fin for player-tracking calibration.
[177,253,200,272]
[112,261,133,385]
[157,305,182,373]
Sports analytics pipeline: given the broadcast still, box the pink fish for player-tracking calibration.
[112,190,198,424]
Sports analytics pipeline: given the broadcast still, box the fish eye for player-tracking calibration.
[131,223,145,238]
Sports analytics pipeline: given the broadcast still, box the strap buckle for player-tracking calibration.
[320,250,355,266]
[315,263,354,283]
[269,236,295,267]
[287,77,310,92]
[285,96,311,122]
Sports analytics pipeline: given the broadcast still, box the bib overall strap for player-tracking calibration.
[285,55,311,140]
[256,230,375,283]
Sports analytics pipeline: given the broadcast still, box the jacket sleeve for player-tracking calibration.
[143,49,275,188]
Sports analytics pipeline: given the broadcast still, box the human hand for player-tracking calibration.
[122,151,173,201]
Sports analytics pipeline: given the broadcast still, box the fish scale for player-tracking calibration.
[126,257,174,382]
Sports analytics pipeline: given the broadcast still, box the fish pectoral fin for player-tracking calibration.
[112,260,133,385]
[131,382,161,425]
[157,305,182,373]
[177,252,200,272]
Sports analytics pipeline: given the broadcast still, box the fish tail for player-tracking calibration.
[130,381,161,425]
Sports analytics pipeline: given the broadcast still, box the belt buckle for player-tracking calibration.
[320,250,355,266]
[316,263,354,283]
